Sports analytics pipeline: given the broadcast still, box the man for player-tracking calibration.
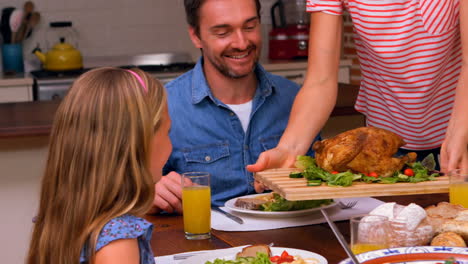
[152,0,319,213]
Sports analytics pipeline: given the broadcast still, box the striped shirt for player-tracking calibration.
[307,0,462,150]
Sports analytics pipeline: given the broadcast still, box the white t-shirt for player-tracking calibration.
[227,100,253,133]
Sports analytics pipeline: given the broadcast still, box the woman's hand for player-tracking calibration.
[440,129,468,173]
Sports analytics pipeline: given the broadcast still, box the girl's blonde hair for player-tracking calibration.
[26,67,167,264]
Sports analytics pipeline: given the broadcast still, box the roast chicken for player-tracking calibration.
[312,127,416,177]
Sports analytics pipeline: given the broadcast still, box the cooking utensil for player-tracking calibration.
[0,7,15,43]
[254,168,449,200]
[9,9,23,43]
[212,206,244,224]
[24,11,40,39]
[320,208,361,264]
[16,1,34,42]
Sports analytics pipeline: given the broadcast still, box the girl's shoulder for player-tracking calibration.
[96,214,153,251]
[80,214,154,263]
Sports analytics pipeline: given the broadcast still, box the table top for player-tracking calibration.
[145,193,449,264]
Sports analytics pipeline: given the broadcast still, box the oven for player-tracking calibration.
[30,52,195,101]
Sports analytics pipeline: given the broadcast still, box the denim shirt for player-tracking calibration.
[163,58,319,206]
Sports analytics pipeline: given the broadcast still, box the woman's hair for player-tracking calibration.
[26,67,167,264]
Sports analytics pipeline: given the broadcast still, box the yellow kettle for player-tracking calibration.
[33,37,83,71]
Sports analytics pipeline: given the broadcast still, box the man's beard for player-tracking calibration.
[209,46,259,79]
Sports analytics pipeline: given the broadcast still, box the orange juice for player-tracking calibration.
[449,183,468,208]
[351,243,387,255]
[182,186,211,235]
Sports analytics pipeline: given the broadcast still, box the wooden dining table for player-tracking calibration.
[145,193,449,264]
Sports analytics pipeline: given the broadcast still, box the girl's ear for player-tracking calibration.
[188,26,202,49]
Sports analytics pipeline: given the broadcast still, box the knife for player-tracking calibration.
[211,206,244,224]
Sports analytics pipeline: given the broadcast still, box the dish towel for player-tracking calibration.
[211,197,384,231]
[154,245,249,264]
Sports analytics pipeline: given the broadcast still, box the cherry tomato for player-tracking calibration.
[270,256,280,262]
[332,171,339,174]
[369,172,378,178]
[404,168,414,176]
[281,250,290,259]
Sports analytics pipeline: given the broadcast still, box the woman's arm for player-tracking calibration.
[247,12,343,172]
[440,0,468,173]
[279,11,343,155]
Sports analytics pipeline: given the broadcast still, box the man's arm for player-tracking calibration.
[247,12,342,172]
[440,1,468,172]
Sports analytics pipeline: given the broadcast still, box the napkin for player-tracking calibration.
[211,197,384,231]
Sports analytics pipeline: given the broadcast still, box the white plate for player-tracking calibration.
[338,246,468,264]
[224,193,337,218]
[181,246,327,264]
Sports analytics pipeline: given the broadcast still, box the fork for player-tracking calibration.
[337,200,358,209]
[173,252,205,260]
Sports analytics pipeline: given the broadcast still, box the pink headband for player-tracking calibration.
[126,70,148,93]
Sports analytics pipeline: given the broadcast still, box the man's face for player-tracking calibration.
[189,0,262,79]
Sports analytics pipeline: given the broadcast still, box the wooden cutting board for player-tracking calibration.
[254,168,449,201]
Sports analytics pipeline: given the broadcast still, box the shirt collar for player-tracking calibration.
[191,57,275,105]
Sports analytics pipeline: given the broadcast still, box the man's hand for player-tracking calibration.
[151,171,190,214]
[246,147,298,173]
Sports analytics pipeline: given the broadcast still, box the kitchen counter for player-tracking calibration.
[0,83,361,138]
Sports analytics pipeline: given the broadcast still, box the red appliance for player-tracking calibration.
[269,0,310,60]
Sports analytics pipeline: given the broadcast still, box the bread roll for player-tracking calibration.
[236,244,272,258]
[440,219,468,241]
[431,232,466,247]
[425,202,466,234]
[368,202,433,247]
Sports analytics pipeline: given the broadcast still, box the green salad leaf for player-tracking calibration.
[205,252,271,264]
[260,193,333,211]
[289,155,440,187]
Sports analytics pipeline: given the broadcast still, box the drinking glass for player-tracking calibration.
[350,214,389,255]
[181,172,211,240]
[449,169,468,208]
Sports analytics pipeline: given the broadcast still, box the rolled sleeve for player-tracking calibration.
[307,0,344,15]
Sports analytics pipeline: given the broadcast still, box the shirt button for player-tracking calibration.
[244,145,249,150]
[205,156,211,162]
[229,112,235,116]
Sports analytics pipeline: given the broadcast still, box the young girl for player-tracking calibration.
[26,67,171,264]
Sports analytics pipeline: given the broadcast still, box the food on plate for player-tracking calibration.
[365,202,434,247]
[236,244,271,258]
[234,192,333,211]
[291,153,439,187]
[205,245,320,264]
[312,127,417,177]
[430,232,466,247]
[439,211,468,241]
[425,202,465,233]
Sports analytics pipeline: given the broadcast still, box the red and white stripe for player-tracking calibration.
[307,0,462,150]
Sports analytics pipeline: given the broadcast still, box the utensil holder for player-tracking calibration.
[1,43,25,74]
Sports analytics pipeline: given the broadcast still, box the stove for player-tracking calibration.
[30,53,195,101]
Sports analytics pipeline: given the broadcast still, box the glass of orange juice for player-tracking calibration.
[350,214,389,255]
[449,169,468,208]
[182,172,211,240]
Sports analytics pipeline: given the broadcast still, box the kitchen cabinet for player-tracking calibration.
[0,75,34,103]
[262,59,351,85]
